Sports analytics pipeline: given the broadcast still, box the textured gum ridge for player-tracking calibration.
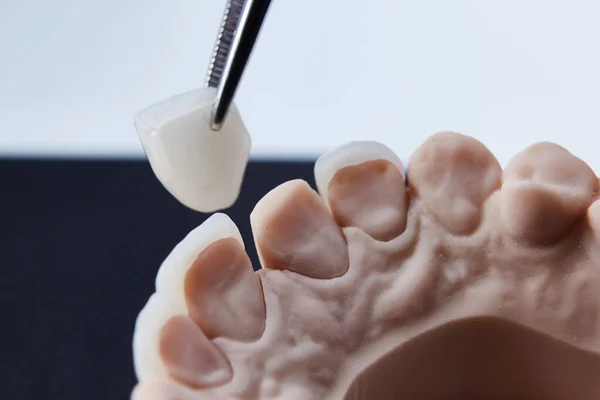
[133,135,600,400]
[215,199,600,399]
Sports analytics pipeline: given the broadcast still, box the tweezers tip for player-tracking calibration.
[209,114,224,131]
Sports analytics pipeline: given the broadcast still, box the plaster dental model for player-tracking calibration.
[134,88,251,213]
[131,131,600,399]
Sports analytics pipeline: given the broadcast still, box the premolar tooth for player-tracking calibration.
[134,88,251,213]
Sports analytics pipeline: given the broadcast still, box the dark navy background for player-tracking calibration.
[0,159,315,400]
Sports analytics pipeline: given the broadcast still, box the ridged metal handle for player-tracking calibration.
[205,0,246,89]
[206,0,272,130]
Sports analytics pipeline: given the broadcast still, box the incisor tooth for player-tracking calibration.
[134,88,251,213]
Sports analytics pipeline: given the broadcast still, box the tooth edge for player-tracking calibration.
[314,141,405,202]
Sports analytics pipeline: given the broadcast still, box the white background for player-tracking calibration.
[1,0,599,169]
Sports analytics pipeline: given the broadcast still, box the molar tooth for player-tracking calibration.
[134,88,251,213]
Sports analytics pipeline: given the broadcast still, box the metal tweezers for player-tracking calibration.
[206,0,273,131]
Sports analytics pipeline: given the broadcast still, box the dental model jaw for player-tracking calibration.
[132,132,600,399]
[134,88,251,213]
